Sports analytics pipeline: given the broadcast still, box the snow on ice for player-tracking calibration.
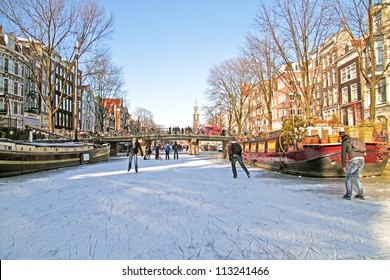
[0,153,389,260]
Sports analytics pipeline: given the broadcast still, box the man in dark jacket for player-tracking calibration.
[173,141,179,160]
[155,144,160,159]
[341,133,365,200]
[127,137,143,173]
[228,139,251,179]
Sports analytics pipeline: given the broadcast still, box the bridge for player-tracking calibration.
[101,134,231,157]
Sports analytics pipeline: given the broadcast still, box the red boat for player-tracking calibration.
[200,125,222,136]
[240,134,389,178]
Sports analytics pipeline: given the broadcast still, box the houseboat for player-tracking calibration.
[0,139,110,177]
[240,130,389,178]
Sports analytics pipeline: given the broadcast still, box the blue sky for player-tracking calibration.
[100,0,261,128]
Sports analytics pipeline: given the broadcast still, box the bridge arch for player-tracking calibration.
[102,134,231,158]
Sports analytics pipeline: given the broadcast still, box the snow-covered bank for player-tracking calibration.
[0,154,389,259]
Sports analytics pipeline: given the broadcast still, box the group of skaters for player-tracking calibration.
[226,133,366,201]
[126,138,181,173]
[151,142,180,160]
[126,134,365,203]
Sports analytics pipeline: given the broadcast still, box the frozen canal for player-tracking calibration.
[1,153,389,260]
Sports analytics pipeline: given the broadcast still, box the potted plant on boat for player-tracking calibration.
[281,116,308,152]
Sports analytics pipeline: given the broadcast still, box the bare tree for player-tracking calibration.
[244,35,280,132]
[132,107,156,133]
[83,51,126,133]
[333,0,390,123]
[206,57,259,135]
[254,0,336,120]
[0,0,115,132]
[203,106,225,128]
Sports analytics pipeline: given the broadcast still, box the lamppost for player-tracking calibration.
[73,38,79,141]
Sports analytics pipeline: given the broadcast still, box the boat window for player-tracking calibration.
[244,143,250,152]
[321,129,329,139]
[251,143,257,152]
[258,142,265,153]
[268,140,276,152]
[310,129,319,136]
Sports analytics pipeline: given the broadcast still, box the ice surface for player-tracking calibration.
[1,153,389,260]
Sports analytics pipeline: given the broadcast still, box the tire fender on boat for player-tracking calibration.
[279,162,287,173]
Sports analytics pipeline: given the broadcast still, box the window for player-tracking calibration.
[345,44,349,54]
[4,57,8,72]
[4,78,10,93]
[365,91,370,108]
[377,78,386,104]
[349,63,356,80]
[14,81,18,95]
[348,108,354,126]
[374,12,382,33]
[351,84,358,101]
[341,68,347,82]
[8,59,14,74]
[13,100,18,115]
[340,63,357,83]
[14,62,19,76]
[328,94,333,107]
[333,89,338,105]
[342,87,348,104]
[0,98,5,111]
[375,40,384,66]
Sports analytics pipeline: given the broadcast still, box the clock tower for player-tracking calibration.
[193,98,199,132]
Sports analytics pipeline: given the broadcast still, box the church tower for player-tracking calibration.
[193,98,199,132]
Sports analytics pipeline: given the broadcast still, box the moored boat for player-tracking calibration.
[0,139,110,177]
[240,133,389,177]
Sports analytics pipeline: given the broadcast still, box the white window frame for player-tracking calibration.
[341,63,357,83]
[342,87,348,104]
[350,83,358,101]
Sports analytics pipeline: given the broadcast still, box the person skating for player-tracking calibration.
[155,144,160,160]
[144,147,152,160]
[341,133,365,200]
[127,137,143,173]
[227,138,250,179]
[164,143,171,160]
[173,141,179,160]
